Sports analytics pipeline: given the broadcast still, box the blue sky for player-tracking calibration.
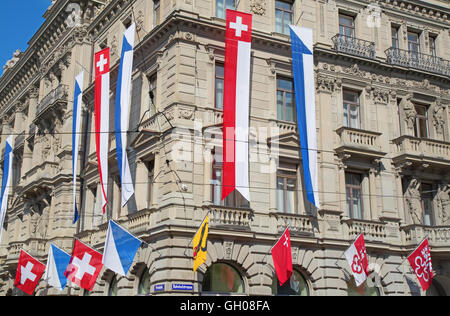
[0,1,51,71]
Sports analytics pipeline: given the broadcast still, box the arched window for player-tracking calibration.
[202,263,245,294]
[108,277,118,296]
[347,279,380,296]
[138,268,151,295]
[426,279,447,296]
[272,270,310,296]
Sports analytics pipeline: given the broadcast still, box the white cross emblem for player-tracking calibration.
[96,54,108,72]
[72,253,96,280]
[229,16,248,37]
[283,233,289,248]
[20,262,37,285]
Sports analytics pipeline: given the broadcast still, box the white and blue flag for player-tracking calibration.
[0,136,13,243]
[72,72,84,223]
[43,244,71,291]
[103,220,142,276]
[115,23,136,207]
[289,26,320,209]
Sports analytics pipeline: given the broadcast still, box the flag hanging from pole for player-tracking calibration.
[222,10,252,202]
[271,227,293,286]
[72,72,84,224]
[407,238,433,291]
[15,250,46,295]
[0,136,13,243]
[95,48,110,214]
[43,244,71,291]
[344,233,369,287]
[193,216,209,272]
[115,23,136,207]
[103,220,142,276]
[289,25,320,209]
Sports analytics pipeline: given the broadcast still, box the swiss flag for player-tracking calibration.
[344,233,369,287]
[408,238,433,291]
[65,239,103,292]
[15,250,46,295]
[271,228,293,286]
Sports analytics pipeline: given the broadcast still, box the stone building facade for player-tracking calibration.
[0,0,449,296]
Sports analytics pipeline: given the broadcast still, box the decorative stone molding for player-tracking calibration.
[250,0,266,16]
[432,99,446,135]
[400,94,416,130]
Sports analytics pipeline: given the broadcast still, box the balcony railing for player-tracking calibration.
[335,127,385,159]
[332,34,376,59]
[209,205,253,229]
[392,135,450,162]
[401,224,450,247]
[36,84,69,118]
[269,212,315,236]
[385,48,450,77]
[342,218,387,243]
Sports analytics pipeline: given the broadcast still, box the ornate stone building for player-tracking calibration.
[0,0,448,296]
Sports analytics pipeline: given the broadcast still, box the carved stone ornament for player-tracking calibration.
[437,184,450,225]
[250,0,266,16]
[405,178,423,225]
[432,100,446,134]
[400,94,416,130]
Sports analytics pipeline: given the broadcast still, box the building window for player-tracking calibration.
[346,172,363,219]
[202,263,245,294]
[421,183,434,226]
[277,77,295,122]
[211,147,250,208]
[144,160,154,208]
[272,270,309,296]
[138,268,151,295]
[343,89,361,129]
[391,26,399,49]
[215,64,225,110]
[413,104,428,138]
[339,14,355,38]
[216,0,235,19]
[277,163,298,214]
[153,0,160,27]
[407,31,420,56]
[429,35,437,57]
[275,0,293,35]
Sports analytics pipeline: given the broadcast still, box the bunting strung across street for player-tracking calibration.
[95,48,111,214]
[72,72,84,224]
[289,25,320,209]
[103,220,142,277]
[193,216,209,272]
[115,23,136,207]
[344,233,369,287]
[271,227,293,286]
[0,136,13,244]
[222,9,252,202]
[407,237,433,291]
[43,244,71,291]
[15,250,46,296]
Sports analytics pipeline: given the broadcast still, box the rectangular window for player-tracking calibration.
[215,64,225,110]
[275,1,293,35]
[211,147,249,208]
[277,77,295,122]
[216,0,235,19]
[346,172,363,219]
[277,163,298,214]
[339,14,355,38]
[391,26,399,49]
[408,31,420,56]
[343,89,361,129]
[414,104,428,138]
[145,160,155,208]
[421,183,434,226]
[153,0,160,27]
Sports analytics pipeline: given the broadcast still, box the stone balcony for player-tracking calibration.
[332,34,376,60]
[208,205,253,231]
[392,135,450,170]
[342,218,388,243]
[269,212,315,236]
[385,47,450,77]
[34,84,69,132]
[335,126,386,160]
[401,224,450,249]
[5,239,47,265]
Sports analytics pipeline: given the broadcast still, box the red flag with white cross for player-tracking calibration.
[14,250,46,295]
[408,238,433,291]
[64,239,103,292]
[271,227,293,286]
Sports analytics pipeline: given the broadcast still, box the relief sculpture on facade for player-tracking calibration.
[405,178,423,225]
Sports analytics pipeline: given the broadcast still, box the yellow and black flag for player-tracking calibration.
[193,216,209,272]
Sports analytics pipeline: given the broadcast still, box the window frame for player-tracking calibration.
[339,13,356,38]
[276,163,298,214]
[391,25,400,49]
[343,89,361,129]
[413,104,429,139]
[407,31,421,56]
[275,0,294,35]
[153,0,161,28]
[420,182,435,226]
[345,172,364,220]
[215,63,225,110]
[215,0,236,19]
[276,77,296,123]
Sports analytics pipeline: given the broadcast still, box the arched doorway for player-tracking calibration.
[272,269,310,296]
[201,263,245,295]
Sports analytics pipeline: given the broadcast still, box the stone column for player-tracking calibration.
[369,168,377,220]
[134,159,148,211]
[152,150,161,208]
[23,88,39,176]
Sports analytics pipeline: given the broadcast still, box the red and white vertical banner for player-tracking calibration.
[271,228,293,286]
[94,48,110,214]
[408,238,433,291]
[222,9,252,202]
[344,233,369,287]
